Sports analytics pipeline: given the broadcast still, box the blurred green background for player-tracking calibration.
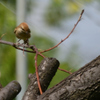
[0,0,99,95]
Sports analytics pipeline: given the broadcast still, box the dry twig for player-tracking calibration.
[31,46,43,94]
[40,9,84,53]
[58,67,72,74]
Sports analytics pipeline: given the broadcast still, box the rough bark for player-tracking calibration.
[36,56,100,100]
[0,81,21,100]
[22,58,60,100]
[0,56,100,100]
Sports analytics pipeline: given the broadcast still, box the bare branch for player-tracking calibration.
[58,67,72,74]
[0,9,84,55]
[33,45,43,94]
[40,9,84,53]
[0,40,35,53]
[37,55,100,100]
[0,81,21,100]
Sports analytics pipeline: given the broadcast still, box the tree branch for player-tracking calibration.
[1,56,100,100]
[0,9,84,55]
[0,81,21,100]
[40,9,84,53]
[22,58,60,100]
[0,40,35,53]
[36,55,100,100]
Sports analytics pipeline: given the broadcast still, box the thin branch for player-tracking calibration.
[0,40,35,52]
[0,33,6,40]
[0,39,45,58]
[31,46,43,95]
[40,9,84,53]
[0,9,84,55]
[58,67,72,74]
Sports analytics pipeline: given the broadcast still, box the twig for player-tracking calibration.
[0,9,84,55]
[0,40,34,51]
[0,40,46,58]
[0,39,44,94]
[58,68,72,74]
[0,33,6,40]
[40,9,84,53]
[31,46,43,95]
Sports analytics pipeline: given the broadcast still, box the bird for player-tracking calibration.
[14,22,31,45]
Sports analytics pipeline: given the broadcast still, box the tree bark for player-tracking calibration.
[36,56,100,100]
[22,58,60,100]
[0,56,100,100]
[0,81,21,100]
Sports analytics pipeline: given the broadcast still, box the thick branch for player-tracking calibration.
[36,56,100,100]
[22,58,60,100]
[0,81,21,100]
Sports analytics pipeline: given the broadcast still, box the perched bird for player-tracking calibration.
[14,22,31,45]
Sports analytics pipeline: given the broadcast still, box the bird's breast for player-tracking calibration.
[15,30,31,40]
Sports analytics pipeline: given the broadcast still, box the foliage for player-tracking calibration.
[0,3,16,86]
[45,0,93,26]
[0,0,15,8]
[45,0,67,26]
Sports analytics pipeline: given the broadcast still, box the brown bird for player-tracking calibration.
[14,22,31,45]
